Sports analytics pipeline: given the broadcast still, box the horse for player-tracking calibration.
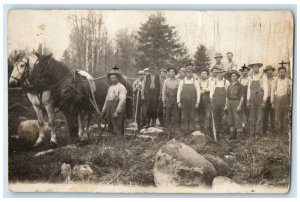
[9,52,133,147]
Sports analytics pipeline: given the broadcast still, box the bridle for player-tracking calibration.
[10,59,30,84]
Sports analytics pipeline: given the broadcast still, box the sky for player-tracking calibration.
[8,10,294,68]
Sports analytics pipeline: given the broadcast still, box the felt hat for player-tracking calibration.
[184,62,194,68]
[211,66,219,72]
[225,70,240,80]
[143,67,150,72]
[248,62,263,68]
[179,67,186,73]
[239,64,251,72]
[278,61,288,72]
[214,52,223,58]
[214,68,226,74]
[137,70,145,75]
[278,66,287,72]
[107,65,122,79]
[167,67,178,74]
[263,65,275,73]
[199,68,210,75]
[160,68,167,73]
[185,65,195,72]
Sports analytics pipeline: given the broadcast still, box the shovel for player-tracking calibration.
[131,90,140,130]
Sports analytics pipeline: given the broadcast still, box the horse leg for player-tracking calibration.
[80,111,92,142]
[45,102,57,146]
[78,111,84,138]
[33,105,46,147]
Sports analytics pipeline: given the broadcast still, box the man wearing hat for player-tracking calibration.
[212,52,225,70]
[262,65,276,135]
[224,52,238,72]
[225,70,244,140]
[210,68,230,140]
[238,64,251,121]
[176,67,186,80]
[102,70,127,136]
[162,67,180,133]
[157,68,168,127]
[198,68,212,135]
[141,66,162,127]
[247,62,268,137]
[143,67,150,76]
[133,70,146,129]
[271,65,292,136]
[177,63,201,134]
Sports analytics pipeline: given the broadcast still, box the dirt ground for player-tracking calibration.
[8,88,291,189]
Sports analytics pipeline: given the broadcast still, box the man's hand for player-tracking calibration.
[112,111,119,119]
[271,103,275,109]
[178,103,182,108]
[237,105,242,112]
[247,101,251,108]
[141,96,145,100]
[195,103,199,109]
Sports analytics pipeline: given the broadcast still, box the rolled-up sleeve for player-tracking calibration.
[116,85,127,113]
[177,80,183,103]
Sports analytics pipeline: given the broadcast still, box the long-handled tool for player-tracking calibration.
[211,104,217,142]
[132,90,140,130]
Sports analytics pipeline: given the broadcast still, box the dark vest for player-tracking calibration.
[144,74,160,93]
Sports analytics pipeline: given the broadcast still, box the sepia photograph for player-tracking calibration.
[7,9,294,193]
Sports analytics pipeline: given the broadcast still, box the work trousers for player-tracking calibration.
[106,100,125,136]
[262,97,275,134]
[144,89,159,126]
[274,94,290,135]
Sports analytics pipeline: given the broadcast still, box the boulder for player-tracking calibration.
[212,176,241,193]
[190,131,208,145]
[61,163,72,183]
[17,120,50,146]
[140,127,164,135]
[153,139,217,187]
[72,164,93,180]
[203,154,231,176]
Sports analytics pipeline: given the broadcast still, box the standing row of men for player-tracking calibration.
[131,56,291,140]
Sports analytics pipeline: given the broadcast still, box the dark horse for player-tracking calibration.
[10,52,133,146]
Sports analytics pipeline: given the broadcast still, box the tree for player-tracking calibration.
[136,12,189,70]
[194,44,211,73]
[114,29,138,77]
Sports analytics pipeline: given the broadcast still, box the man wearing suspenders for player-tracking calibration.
[238,64,251,121]
[210,68,230,140]
[271,66,292,136]
[247,62,268,138]
[177,63,201,134]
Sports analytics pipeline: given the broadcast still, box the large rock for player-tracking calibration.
[17,120,50,146]
[190,131,208,145]
[72,164,93,180]
[203,154,231,176]
[212,176,241,193]
[153,139,217,187]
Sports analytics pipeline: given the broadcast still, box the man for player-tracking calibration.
[162,67,180,133]
[133,70,145,130]
[238,64,251,121]
[212,52,225,70]
[271,66,292,136]
[247,62,268,137]
[101,70,127,136]
[176,67,186,80]
[262,65,276,135]
[141,66,161,127]
[177,63,201,134]
[144,67,150,76]
[157,68,168,127]
[225,70,244,140]
[224,52,238,72]
[210,68,230,140]
[198,68,211,135]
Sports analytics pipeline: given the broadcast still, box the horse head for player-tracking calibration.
[28,52,53,85]
[9,53,38,86]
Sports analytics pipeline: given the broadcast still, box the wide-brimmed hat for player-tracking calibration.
[184,62,194,68]
[239,64,251,72]
[160,68,167,73]
[185,65,195,72]
[107,65,122,79]
[199,68,210,75]
[167,67,178,74]
[137,70,145,75]
[263,65,275,73]
[225,70,240,80]
[214,52,223,58]
[278,66,287,72]
[215,68,226,74]
[211,66,219,72]
[248,62,263,68]
[144,67,150,72]
[179,67,186,73]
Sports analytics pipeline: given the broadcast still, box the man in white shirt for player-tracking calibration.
[271,66,292,135]
[247,62,268,137]
[162,67,180,133]
[262,65,276,135]
[224,52,238,72]
[239,64,251,121]
[133,70,145,130]
[102,71,127,136]
[210,68,230,140]
[198,68,212,135]
[177,63,201,134]
[212,52,225,70]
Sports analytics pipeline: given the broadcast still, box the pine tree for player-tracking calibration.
[194,44,211,73]
[136,12,189,70]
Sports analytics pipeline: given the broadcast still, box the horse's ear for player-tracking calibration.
[35,52,41,58]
